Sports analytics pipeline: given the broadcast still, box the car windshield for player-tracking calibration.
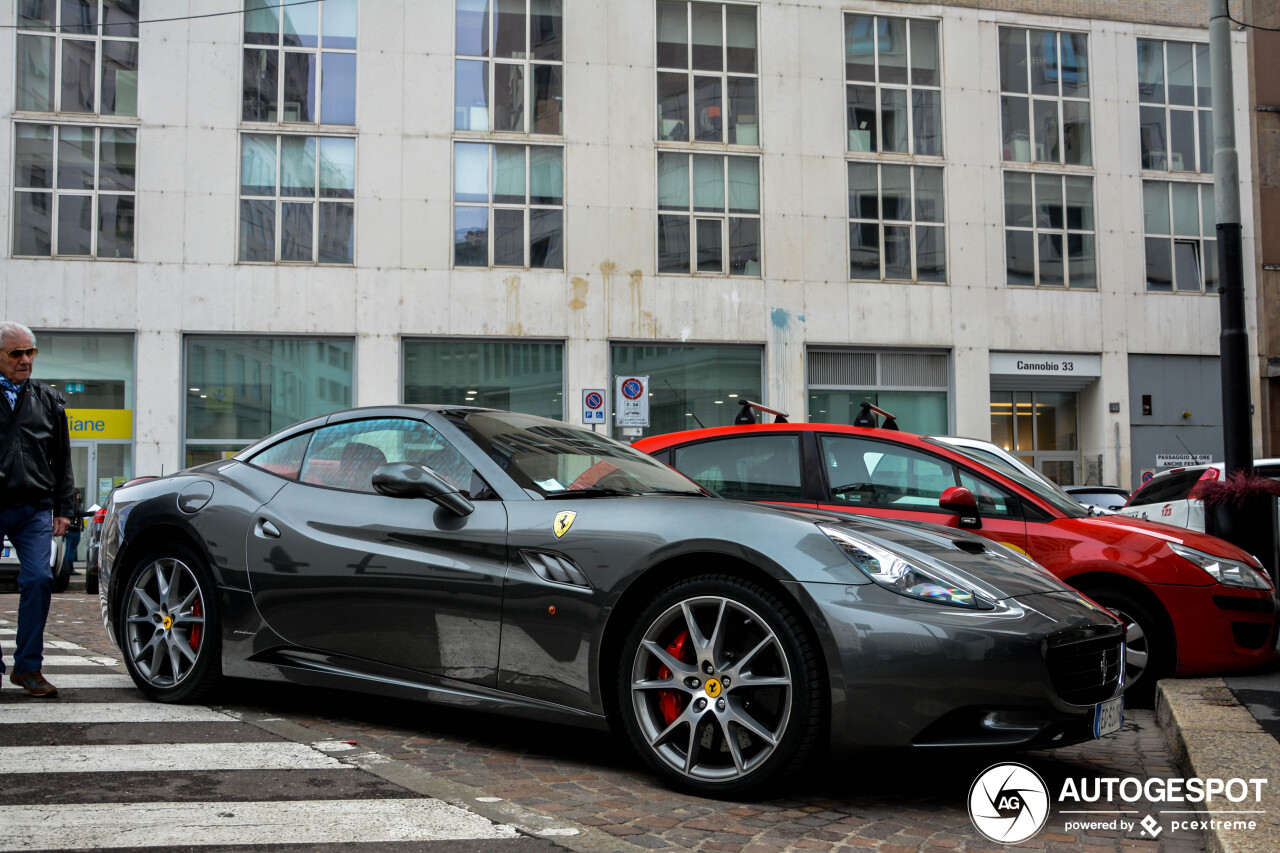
[444,411,707,498]
[933,443,1088,518]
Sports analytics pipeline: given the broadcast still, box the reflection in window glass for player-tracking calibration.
[658,154,760,276]
[1000,27,1090,166]
[18,3,140,116]
[1003,172,1094,288]
[843,13,942,156]
[238,134,356,264]
[13,123,136,259]
[453,143,565,269]
[184,336,354,465]
[847,162,946,282]
[1137,39,1213,174]
[658,2,757,145]
[457,0,564,135]
[241,0,356,126]
[610,344,763,439]
[673,435,802,500]
[819,434,956,509]
[404,339,564,419]
[1142,180,1215,292]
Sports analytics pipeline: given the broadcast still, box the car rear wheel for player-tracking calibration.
[617,575,822,797]
[1081,587,1170,707]
[85,569,99,595]
[120,543,220,703]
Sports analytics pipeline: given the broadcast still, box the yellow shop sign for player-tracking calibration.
[66,409,133,440]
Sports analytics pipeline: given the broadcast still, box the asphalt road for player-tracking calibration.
[0,583,1209,853]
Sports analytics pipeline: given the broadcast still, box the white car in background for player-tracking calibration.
[1118,459,1280,532]
[1,535,69,592]
[929,435,1118,514]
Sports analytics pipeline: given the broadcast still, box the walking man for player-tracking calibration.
[0,322,72,697]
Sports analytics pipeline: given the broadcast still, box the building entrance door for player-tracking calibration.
[989,391,1080,485]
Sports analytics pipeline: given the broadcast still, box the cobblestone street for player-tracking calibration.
[15,586,1206,853]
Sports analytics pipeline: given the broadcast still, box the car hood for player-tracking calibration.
[782,507,1075,601]
[1053,513,1259,563]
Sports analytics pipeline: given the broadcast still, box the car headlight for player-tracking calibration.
[820,524,992,609]
[1170,542,1273,590]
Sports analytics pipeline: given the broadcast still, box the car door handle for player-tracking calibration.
[256,519,281,539]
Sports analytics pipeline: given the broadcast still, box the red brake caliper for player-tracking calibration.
[189,599,203,652]
[656,629,691,726]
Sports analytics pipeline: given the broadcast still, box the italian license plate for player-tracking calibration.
[1094,697,1123,738]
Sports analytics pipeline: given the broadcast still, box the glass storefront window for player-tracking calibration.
[402,339,564,419]
[35,332,134,409]
[184,336,354,467]
[809,390,947,434]
[35,331,135,521]
[609,344,763,439]
[807,349,950,434]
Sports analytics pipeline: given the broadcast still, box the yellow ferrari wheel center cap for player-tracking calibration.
[704,678,722,698]
[162,615,173,630]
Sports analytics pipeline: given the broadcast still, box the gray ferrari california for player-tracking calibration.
[99,406,1124,796]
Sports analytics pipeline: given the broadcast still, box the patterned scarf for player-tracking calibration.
[0,375,25,410]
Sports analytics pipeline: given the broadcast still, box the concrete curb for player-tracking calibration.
[1157,678,1280,853]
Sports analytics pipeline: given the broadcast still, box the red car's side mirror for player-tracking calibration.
[939,486,982,530]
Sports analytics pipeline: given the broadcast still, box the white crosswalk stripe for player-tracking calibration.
[3,655,116,668]
[0,799,519,850]
[0,625,531,851]
[0,742,352,774]
[0,702,234,724]
[10,673,134,689]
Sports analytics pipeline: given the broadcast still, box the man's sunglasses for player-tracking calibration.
[4,348,37,359]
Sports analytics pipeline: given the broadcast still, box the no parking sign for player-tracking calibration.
[582,389,606,424]
[615,375,650,427]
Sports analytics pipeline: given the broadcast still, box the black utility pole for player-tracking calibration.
[1211,0,1253,478]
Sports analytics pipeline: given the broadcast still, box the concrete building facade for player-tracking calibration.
[0,0,1260,505]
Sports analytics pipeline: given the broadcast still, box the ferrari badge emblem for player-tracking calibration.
[554,511,577,538]
[704,678,722,698]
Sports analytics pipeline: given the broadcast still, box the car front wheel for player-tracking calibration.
[120,543,220,703]
[618,575,823,797]
[1081,587,1170,707]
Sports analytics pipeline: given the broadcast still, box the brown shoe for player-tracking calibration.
[9,671,58,698]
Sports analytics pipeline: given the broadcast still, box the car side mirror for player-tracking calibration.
[373,462,474,517]
[939,486,982,530]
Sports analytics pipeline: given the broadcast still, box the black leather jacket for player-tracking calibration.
[0,380,74,518]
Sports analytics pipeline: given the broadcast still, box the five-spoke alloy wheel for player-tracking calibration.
[619,575,822,797]
[121,543,220,703]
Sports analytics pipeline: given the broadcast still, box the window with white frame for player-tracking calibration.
[16,0,139,116]
[1142,180,1217,292]
[456,0,564,134]
[848,162,944,282]
[657,152,760,275]
[1003,172,1096,288]
[656,0,758,145]
[1138,40,1212,174]
[13,123,135,258]
[454,142,564,269]
[242,0,357,125]
[843,14,941,156]
[999,28,1091,166]
[239,134,355,264]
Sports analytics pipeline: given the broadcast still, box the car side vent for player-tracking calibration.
[521,550,592,589]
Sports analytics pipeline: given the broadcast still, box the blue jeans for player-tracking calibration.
[0,505,53,674]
